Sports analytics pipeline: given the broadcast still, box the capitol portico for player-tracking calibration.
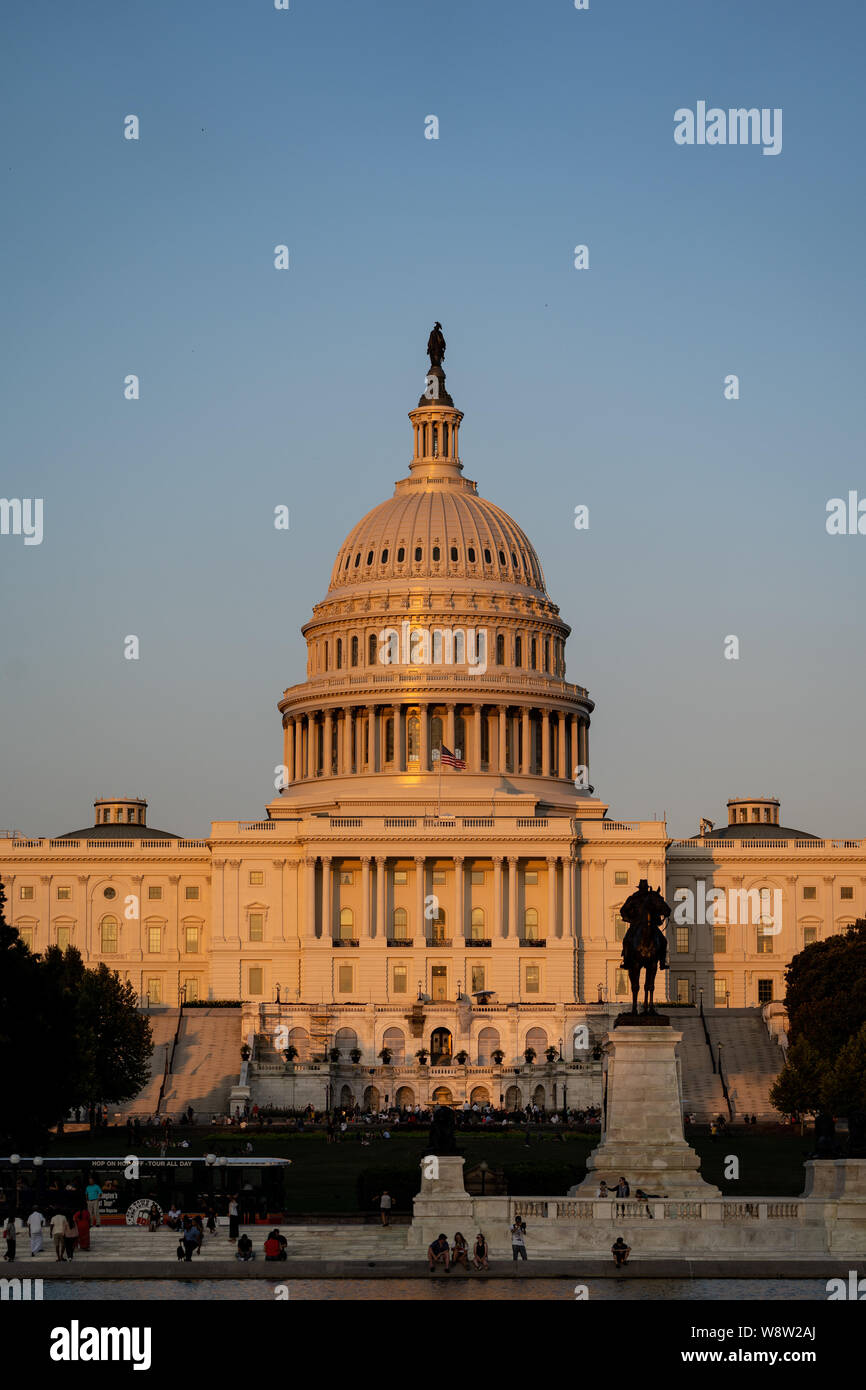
[2,329,864,1114]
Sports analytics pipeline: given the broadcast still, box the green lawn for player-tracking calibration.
[39,1126,811,1212]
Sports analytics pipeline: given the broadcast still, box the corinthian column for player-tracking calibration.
[508,856,519,940]
[541,711,551,777]
[324,711,333,777]
[362,857,372,939]
[415,857,426,944]
[473,705,483,771]
[493,857,504,939]
[454,856,464,940]
[322,856,332,939]
[547,856,557,938]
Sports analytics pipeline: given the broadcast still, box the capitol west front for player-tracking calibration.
[3,335,864,1112]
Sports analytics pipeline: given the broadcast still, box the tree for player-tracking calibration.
[768,1037,824,1117]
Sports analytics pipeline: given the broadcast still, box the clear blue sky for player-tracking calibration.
[1,0,864,839]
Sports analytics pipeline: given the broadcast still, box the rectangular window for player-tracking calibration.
[101,920,117,952]
[525,965,540,994]
[56,886,71,900]
[841,885,854,900]
[615,915,628,942]
[338,965,353,994]
[432,870,446,885]
[185,886,200,900]
[431,965,447,1000]
[802,886,817,900]
[56,926,71,951]
[249,871,264,885]
[675,926,690,954]
[614,871,628,886]
[184,925,200,953]
[393,870,407,886]
[393,965,408,994]
[471,870,485,885]
[148,886,163,900]
[19,886,34,900]
[249,913,264,942]
[146,978,162,1004]
[676,977,690,1005]
[757,978,773,1004]
[803,926,818,947]
[18,926,34,950]
[339,871,354,886]
[248,967,263,996]
[524,870,538,885]
[183,978,199,1002]
[756,928,773,954]
[471,965,485,993]
[713,925,727,954]
[615,969,628,997]
[713,977,727,1005]
[147,925,161,953]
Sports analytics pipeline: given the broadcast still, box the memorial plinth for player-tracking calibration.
[577,1017,720,1199]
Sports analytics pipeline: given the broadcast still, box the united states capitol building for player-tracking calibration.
[2,331,864,1116]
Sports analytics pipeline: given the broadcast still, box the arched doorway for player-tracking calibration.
[432,1086,453,1106]
[430,1028,453,1064]
[363,1085,380,1112]
[470,1086,490,1106]
[288,1027,310,1061]
[477,1026,500,1064]
[505,1085,522,1111]
[395,1086,415,1109]
[532,1084,546,1108]
[334,1027,358,1056]
[525,1026,547,1056]
[339,1085,354,1109]
[383,1026,405,1063]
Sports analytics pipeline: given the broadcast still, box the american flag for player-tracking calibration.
[439,744,466,770]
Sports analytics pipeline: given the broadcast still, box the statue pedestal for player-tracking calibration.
[577,1023,719,1199]
[408,1155,476,1248]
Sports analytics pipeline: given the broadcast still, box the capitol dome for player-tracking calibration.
[275,326,594,810]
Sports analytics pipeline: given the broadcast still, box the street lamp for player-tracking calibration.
[557,1037,563,1061]
[479,1159,489,1196]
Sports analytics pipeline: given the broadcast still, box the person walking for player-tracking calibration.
[26,1207,45,1256]
[510,1219,528,1262]
[72,1206,91,1251]
[378,1190,392,1227]
[228,1195,240,1241]
[2,1215,17,1262]
[182,1221,199,1263]
[63,1212,78,1262]
[85,1177,102,1227]
[50,1210,70,1262]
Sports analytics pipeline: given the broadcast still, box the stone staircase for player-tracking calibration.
[115,1010,180,1118]
[23,1223,408,1264]
[161,1009,242,1119]
[676,1013,725,1120]
[704,1009,785,1121]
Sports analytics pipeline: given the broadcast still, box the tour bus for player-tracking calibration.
[0,1156,292,1224]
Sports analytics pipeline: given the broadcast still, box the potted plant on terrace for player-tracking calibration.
[545,1045,559,1064]
[492,1049,505,1066]
[240,1043,251,1062]
[349,1047,362,1064]
[329,1047,341,1063]
[415,1048,429,1066]
[284,1044,298,1070]
[378,1047,393,1064]
[523,1047,536,1066]
[455,1050,469,1066]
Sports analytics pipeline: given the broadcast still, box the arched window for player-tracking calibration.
[366,550,374,565]
[432,906,447,944]
[368,633,377,665]
[430,714,443,749]
[432,545,440,561]
[543,639,549,671]
[414,546,422,562]
[334,1027,358,1055]
[525,1026,547,1054]
[336,639,343,669]
[530,638,537,669]
[470,907,486,941]
[431,1028,452,1065]
[467,546,476,563]
[496,634,505,665]
[392,907,408,940]
[385,715,394,762]
[477,1026,500,1064]
[339,907,354,940]
[455,712,465,757]
[524,907,539,940]
[397,546,405,563]
[450,546,458,562]
[383,1026,405,1063]
[484,548,492,564]
[443,423,449,454]
[323,642,329,672]
[514,636,522,666]
[100,916,118,953]
[407,714,420,761]
[351,636,359,667]
[288,1027,310,1062]
[498,549,506,565]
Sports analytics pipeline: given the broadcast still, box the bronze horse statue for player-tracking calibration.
[619,879,671,1015]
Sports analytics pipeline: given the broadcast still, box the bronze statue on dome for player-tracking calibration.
[427,322,446,368]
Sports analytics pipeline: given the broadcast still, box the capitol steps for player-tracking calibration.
[161,1009,242,1119]
[676,1014,726,1120]
[22,1224,409,1264]
[703,1009,785,1121]
[114,1010,180,1119]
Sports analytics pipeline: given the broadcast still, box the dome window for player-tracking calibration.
[397,547,405,563]
[414,546,422,562]
[498,549,506,565]
[484,548,492,564]
[515,636,522,666]
[366,550,374,565]
[381,548,388,563]
[511,552,518,567]
[354,553,361,567]
[467,547,476,563]
[432,546,440,561]
[344,555,350,569]
[351,636,359,666]
[450,546,458,562]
